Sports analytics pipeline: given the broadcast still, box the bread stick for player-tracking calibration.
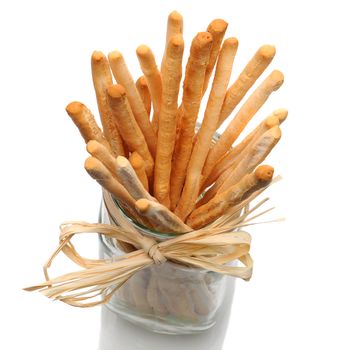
[135,76,151,117]
[169,32,213,210]
[66,101,110,149]
[86,140,152,201]
[217,45,276,128]
[187,165,274,229]
[198,125,281,206]
[108,51,157,157]
[161,11,183,76]
[86,140,117,176]
[175,38,238,220]
[218,126,281,194]
[129,152,149,192]
[84,156,136,210]
[202,70,284,181]
[106,84,154,178]
[115,156,154,201]
[201,109,287,190]
[136,45,162,134]
[91,51,125,156]
[202,19,228,95]
[154,34,184,207]
[135,199,191,234]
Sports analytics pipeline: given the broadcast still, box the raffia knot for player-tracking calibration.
[139,237,166,264]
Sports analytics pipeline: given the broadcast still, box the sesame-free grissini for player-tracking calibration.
[161,11,183,76]
[129,152,149,192]
[135,199,191,234]
[186,165,274,229]
[66,101,111,150]
[135,76,151,117]
[106,84,154,178]
[197,125,281,207]
[91,51,125,156]
[64,10,286,233]
[108,51,157,158]
[154,34,184,207]
[136,46,162,135]
[84,156,136,211]
[201,69,284,182]
[217,45,276,129]
[201,109,287,191]
[114,156,155,202]
[175,36,239,220]
[169,32,213,210]
[86,140,153,202]
[202,19,228,95]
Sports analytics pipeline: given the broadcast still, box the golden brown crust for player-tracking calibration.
[202,19,228,94]
[154,34,184,207]
[136,45,162,134]
[91,51,125,156]
[217,45,276,128]
[161,11,184,76]
[108,51,157,157]
[129,152,149,192]
[66,101,110,149]
[200,110,282,192]
[175,37,238,220]
[202,70,284,181]
[135,199,191,233]
[107,84,154,178]
[169,32,213,210]
[186,165,274,229]
[84,156,135,209]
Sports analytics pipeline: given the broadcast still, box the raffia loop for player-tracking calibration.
[24,191,279,308]
[138,237,166,264]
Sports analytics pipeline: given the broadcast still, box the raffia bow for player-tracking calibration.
[24,189,278,308]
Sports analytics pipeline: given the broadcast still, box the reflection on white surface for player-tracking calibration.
[98,279,235,350]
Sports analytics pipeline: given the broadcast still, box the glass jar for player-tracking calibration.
[98,191,235,335]
[98,126,237,334]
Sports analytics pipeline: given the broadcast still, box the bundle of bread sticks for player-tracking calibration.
[66,10,286,235]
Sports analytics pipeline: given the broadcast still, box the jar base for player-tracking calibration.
[105,296,217,335]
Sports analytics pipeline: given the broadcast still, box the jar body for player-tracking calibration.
[99,199,235,334]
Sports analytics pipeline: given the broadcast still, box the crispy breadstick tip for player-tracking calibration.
[136,45,151,57]
[107,83,126,98]
[116,155,129,167]
[91,51,105,62]
[259,45,276,59]
[108,51,123,63]
[84,156,109,180]
[66,101,83,115]
[226,37,239,46]
[208,19,228,32]
[129,152,144,168]
[196,31,213,45]
[86,139,100,154]
[255,165,274,182]
[135,198,150,213]
[168,10,183,23]
[270,70,284,89]
[273,108,288,123]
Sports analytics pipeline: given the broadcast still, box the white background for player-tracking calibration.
[1,0,350,349]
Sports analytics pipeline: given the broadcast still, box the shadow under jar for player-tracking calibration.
[98,128,236,335]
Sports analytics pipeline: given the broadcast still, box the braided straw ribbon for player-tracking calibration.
[24,189,277,308]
